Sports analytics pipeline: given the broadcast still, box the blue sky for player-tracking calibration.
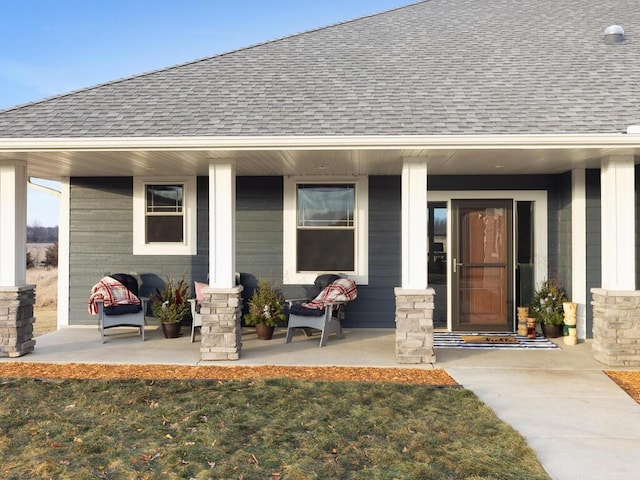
[2,0,409,227]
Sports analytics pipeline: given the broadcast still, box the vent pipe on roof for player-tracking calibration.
[627,126,640,134]
[603,25,625,44]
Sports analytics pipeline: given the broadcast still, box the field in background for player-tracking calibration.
[26,243,57,336]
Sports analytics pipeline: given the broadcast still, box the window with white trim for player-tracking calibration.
[284,177,368,284]
[133,177,197,255]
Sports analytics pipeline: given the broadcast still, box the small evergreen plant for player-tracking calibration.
[244,280,286,327]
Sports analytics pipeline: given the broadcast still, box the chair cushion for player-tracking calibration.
[307,274,341,299]
[289,303,326,316]
[104,304,142,316]
[195,281,207,305]
[109,273,139,297]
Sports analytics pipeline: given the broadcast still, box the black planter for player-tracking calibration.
[161,321,182,338]
[541,323,563,338]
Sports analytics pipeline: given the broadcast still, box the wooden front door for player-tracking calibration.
[451,200,513,331]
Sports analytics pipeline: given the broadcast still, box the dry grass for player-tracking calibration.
[26,244,58,336]
[0,377,551,480]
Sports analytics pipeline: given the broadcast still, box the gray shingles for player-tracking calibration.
[1,0,640,138]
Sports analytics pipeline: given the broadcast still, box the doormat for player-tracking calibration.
[434,332,560,349]
[462,335,519,344]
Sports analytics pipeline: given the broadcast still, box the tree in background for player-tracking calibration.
[43,243,58,267]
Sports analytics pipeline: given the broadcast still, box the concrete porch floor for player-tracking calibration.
[0,323,619,371]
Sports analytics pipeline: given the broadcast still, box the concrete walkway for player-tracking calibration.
[6,326,640,479]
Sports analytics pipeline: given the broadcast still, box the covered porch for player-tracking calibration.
[2,135,640,365]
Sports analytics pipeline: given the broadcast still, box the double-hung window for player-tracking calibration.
[284,177,368,284]
[133,177,197,255]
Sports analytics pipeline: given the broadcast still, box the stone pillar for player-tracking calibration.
[395,287,436,364]
[0,285,36,357]
[200,285,244,361]
[591,288,640,366]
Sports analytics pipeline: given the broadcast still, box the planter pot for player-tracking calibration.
[541,323,563,338]
[161,321,182,338]
[255,324,275,340]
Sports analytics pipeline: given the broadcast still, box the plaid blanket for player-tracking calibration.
[302,278,358,310]
[88,276,141,315]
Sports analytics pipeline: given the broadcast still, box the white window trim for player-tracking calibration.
[133,176,197,255]
[283,176,368,285]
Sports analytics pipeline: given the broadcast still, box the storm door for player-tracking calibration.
[451,200,513,331]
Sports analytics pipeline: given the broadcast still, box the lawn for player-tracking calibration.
[0,377,550,479]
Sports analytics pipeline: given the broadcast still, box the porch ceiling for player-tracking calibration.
[1,135,639,180]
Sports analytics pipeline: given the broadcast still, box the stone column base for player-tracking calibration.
[591,288,640,366]
[0,285,36,357]
[395,287,436,364]
[200,285,244,361]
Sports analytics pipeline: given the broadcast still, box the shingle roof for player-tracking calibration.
[1,0,639,137]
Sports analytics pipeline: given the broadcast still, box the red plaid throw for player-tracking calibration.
[88,276,141,315]
[302,278,358,310]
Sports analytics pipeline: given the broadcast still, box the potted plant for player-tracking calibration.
[244,279,286,340]
[152,275,190,338]
[529,279,567,338]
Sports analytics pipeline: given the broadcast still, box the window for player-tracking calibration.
[133,177,197,255]
[284,177,368,284]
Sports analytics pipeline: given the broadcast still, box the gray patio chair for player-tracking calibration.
[284,275,357,347]
[92,273,148,343]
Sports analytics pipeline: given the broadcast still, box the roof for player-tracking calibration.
[1,0,639,138]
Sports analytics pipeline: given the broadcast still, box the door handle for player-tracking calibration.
[453,259,464,273]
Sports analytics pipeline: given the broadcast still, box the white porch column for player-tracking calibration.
[0,160,27,286]
[571,169,587,339]
[396,158,435,364]
[401,159,428,289]
[600,155,635,291]
[208,160,236,288]
[0,160,35,357]
[592,155,639,366]
[201,160,243,361]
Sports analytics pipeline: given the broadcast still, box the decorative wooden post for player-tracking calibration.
[563,302,578,345]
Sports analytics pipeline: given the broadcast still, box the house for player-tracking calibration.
[1,0,640,365]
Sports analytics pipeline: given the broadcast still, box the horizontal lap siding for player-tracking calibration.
[351,176,401,328]
[68,177,208,325]
[586,169,601,338]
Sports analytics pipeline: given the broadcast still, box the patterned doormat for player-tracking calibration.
[434,332,560,349]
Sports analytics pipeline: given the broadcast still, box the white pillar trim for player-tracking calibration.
[571,169,587,339]
[401,158,428,289]
[208,160,236,288]
[0,160,27,286]
[57,177,70,327]
[601,155,635,290]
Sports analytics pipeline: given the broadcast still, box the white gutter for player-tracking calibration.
[27,177,61,196]
[1,134,640,152]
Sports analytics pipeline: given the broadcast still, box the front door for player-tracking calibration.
[451,200,513,331]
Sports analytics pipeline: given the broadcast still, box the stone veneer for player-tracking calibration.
[591,288,640,367]
[394,287,436,364]
[200,285,244,361]
[0,285,36,357]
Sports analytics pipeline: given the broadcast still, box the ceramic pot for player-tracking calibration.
[541,323,563,338]
[255,324,275,340]
[161,321,182,338]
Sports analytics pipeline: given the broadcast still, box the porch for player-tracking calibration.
[0,324,607,371]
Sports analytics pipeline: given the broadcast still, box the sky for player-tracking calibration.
[1,0,410,227]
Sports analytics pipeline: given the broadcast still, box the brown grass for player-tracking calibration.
[26,244,58,336]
